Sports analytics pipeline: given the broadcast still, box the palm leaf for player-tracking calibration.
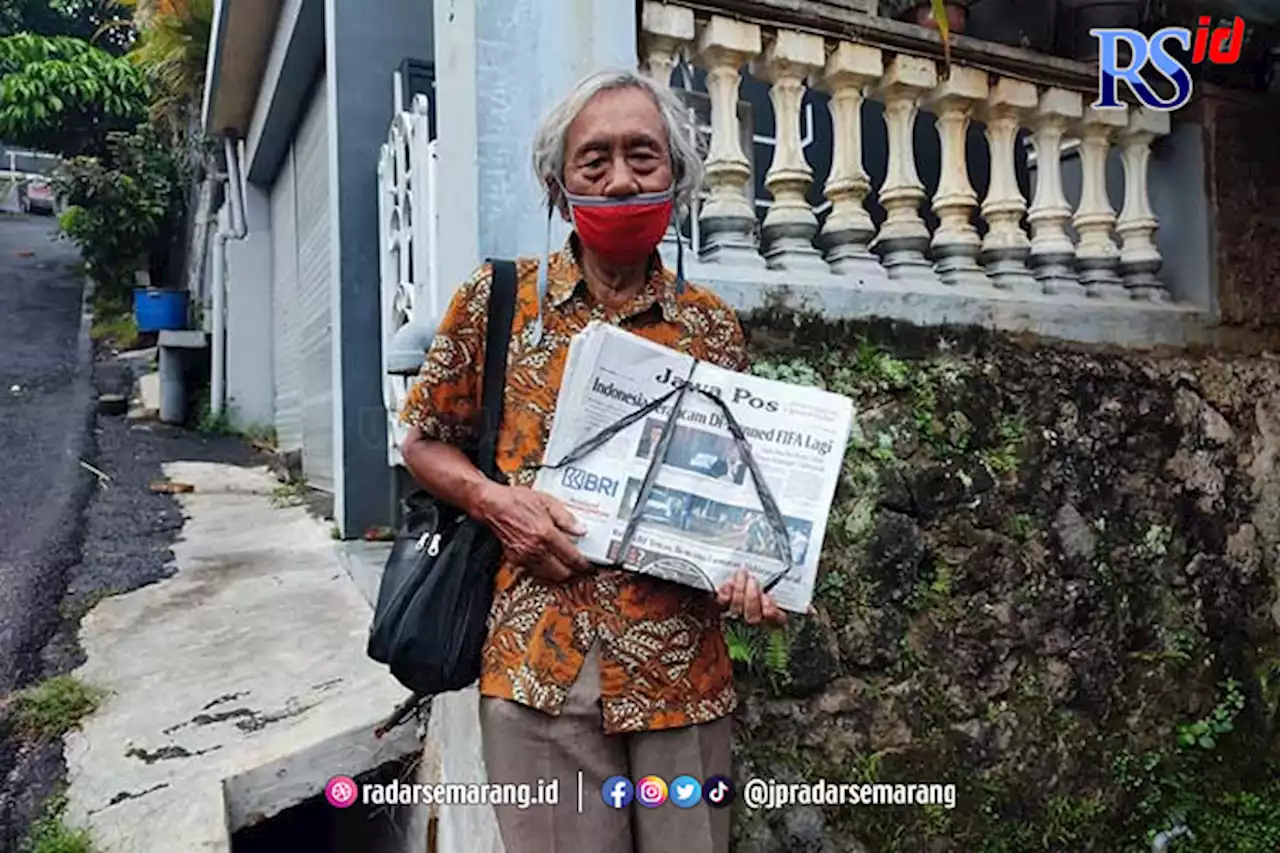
[123,0,213,142]
[930,0,952,75]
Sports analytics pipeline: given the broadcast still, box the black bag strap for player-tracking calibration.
[477,259,518,482]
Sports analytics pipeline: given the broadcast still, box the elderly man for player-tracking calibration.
[399,69,784,853]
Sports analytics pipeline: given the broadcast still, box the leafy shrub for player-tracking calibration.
[0,33,148,157]
[52,124,188,301]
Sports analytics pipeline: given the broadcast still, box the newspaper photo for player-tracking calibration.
[532,322,855,614]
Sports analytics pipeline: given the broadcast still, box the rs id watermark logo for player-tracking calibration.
[1093,15,1247,111]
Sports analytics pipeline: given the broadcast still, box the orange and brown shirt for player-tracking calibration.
[400,239,748,734]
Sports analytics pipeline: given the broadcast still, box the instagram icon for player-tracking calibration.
[635,776,668,808]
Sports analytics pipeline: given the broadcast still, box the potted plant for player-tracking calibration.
[880,0,973,34]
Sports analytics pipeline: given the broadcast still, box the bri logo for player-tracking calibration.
[1093,16,1246,112]
[560,466,620,498]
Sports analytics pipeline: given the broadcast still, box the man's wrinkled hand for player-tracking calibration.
[475,485,593,582]
[716,569,786,626]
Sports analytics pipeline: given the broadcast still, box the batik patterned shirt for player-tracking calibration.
[400,240,748,734]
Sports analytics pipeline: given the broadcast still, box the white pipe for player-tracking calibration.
[211,134,248,418]
[223,135,246,237]
[212,213,228,418]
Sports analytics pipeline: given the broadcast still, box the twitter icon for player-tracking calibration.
[670,775,702,809]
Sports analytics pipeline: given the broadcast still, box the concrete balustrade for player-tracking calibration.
[637,0,1190,332]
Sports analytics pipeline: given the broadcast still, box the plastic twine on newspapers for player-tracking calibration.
[534,361,795,595]
[612,365,794,593]
[536,384,687,473]
[694,386,794,593]
[613,361,698,575]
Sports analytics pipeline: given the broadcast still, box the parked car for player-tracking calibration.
[640,494,680,526]
[20,178,55,215]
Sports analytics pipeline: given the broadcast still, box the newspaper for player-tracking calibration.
[532,322,855,614]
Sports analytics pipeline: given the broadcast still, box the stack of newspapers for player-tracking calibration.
[533,322,855,614]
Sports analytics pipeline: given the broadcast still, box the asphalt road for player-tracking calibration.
[0,215,265,847]
[0,215,94,695]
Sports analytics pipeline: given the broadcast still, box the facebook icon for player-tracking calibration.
[601,776,634,809]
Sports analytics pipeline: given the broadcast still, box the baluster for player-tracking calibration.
[696,16,764,267]
[979,77,1038,292]
[1073,106,1128,299]
[756,30,827,271]
[871,55,940,286]
[1027,88,1085,296]
[640,1,693,85]
[819,42,884,280]
[926,66,989,289]
[640,2,695,257]
[1117,106,1171,301]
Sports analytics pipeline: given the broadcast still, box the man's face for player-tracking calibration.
[562,86,673,204]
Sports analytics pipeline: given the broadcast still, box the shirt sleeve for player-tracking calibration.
[702,304,750,373]
[398,264,493,449]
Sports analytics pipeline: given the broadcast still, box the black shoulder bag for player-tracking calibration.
[368,259,517,733]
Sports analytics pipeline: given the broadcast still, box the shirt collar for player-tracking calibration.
[546,234,680,323]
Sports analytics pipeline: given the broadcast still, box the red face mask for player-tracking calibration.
[563,187,674,267]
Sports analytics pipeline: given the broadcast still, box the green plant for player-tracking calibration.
[270,480,308,508]
[749,357,826,389]
[19,790,93,853]
[1141,523,1173,558]
[115,0,212,145]
[1007,513,1036,542]
[725,622,791,690]
[195,391,234,435]
[52,124,187,300]
[1177,678,1244,750]
[0,34,148,157]
[12,675,105,740]
[904,560,955,613]
[88,311,138,349]
[725,621,757,666]
[980,414,1027,476]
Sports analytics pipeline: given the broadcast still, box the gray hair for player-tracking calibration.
[531,69,704,219]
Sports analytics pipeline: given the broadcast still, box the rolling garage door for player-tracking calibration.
[270,146,303,453]
[269,76,333,490]
[293,77,334,491]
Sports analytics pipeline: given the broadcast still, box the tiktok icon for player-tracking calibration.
[702,776,734,808]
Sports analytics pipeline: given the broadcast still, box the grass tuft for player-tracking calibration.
[19,791,93,853]
[11,675,106,741]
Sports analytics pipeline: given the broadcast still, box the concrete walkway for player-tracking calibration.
[64,461,420,851]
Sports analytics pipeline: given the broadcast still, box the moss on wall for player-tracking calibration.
[729,309,1280,853]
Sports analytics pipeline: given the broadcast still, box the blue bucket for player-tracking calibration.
[134,288,189,332]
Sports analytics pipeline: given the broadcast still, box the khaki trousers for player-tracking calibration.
[478,643,732,853]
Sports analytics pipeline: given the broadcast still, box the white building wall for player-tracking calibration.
[224,184,276,432]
